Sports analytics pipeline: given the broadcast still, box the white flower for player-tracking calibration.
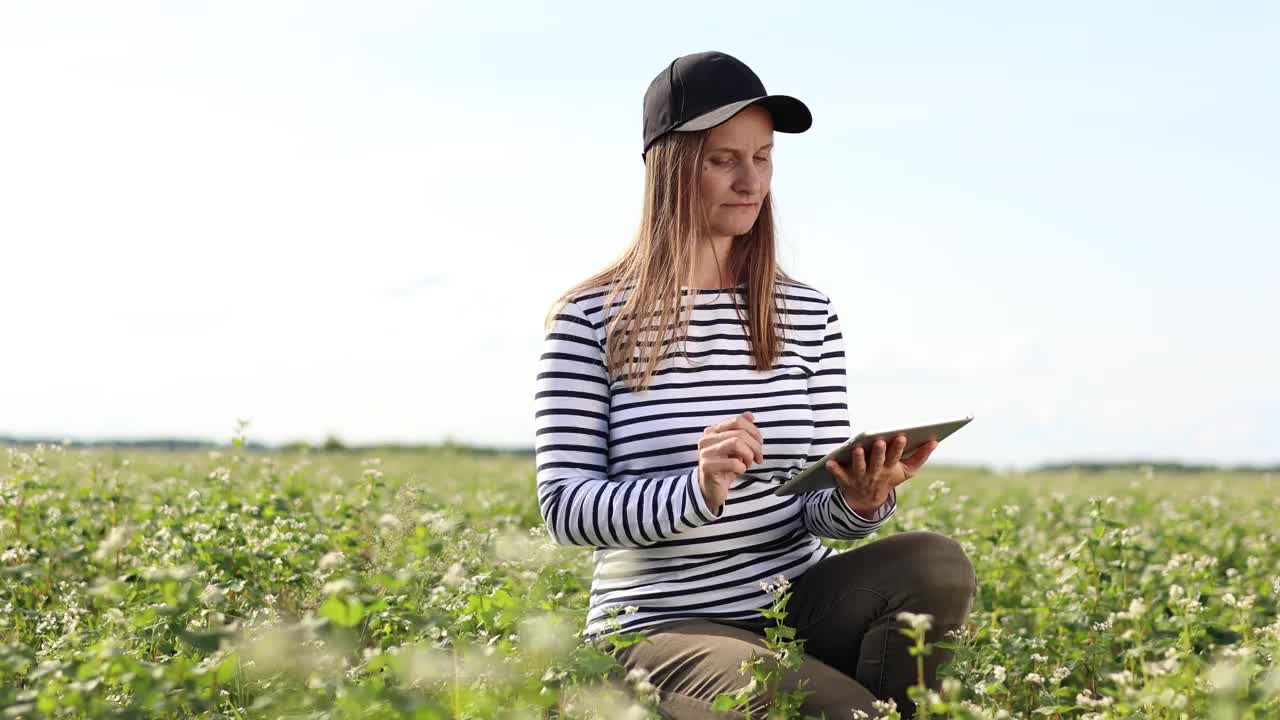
[200,585,226,606]
[1025,672,1044,685]
[896,611,933,632]
[623,605,639,615]
[1114,597,1147,621]
[1144,655,1181,676]
[632,680,657,705]
[1076,689,1114,708]
[322,578,355,596]
[378,513,401,530]
[140,565,195,582]
[318,551,343,572]
[759,574,791,595]
[1225,593,1255,610]
[1107,669,1134,687]
[93,526,132,561]
[990,665,1007,683]
[419,510,458,534]
[941,677,962,697]
[441,562,465,588]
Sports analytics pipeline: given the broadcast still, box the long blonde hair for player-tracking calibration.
[544,129,800,392]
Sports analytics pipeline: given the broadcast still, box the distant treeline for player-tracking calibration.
[1033,460,1278,474]
[0,435,274,451]
[0,434,530,455]
[1,435,1276,473]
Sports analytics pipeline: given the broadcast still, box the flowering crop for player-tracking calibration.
[0,445,1277,718]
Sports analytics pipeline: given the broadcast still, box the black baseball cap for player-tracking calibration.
[642,50,812,160]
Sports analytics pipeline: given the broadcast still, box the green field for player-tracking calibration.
[2,443,1278,718]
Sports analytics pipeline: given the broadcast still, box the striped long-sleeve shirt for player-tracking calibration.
[533,279,897,639]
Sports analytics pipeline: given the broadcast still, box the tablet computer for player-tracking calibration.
[772,415,974,496]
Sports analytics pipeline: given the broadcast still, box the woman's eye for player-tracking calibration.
[712,157,732,166]
[755,156,770,163]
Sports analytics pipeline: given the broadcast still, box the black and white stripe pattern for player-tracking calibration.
[534,279,896,639]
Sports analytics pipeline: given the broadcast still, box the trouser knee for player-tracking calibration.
[894,531,977,622]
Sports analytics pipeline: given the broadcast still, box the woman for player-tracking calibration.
[533,50,976,719]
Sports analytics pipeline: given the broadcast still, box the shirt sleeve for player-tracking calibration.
[799,295,897,540]
[534,298,722,548]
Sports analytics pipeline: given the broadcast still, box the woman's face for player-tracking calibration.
[699,104,774,240]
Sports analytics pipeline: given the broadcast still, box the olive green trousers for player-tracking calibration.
[615,531,977,719]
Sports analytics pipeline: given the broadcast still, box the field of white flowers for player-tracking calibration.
[1,441,1278,719]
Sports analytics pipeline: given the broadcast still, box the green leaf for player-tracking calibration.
[605,631,649,650]
[216,654,239,684]
[321,595,366,627]
[565,645,616,681]
[711,694,741,711]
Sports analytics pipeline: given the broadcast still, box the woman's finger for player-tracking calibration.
[701,428,761,464]
[870,439,886,477]
[729,436,758,468]
[704,456,747,477]
[738,412,765,448]
[713,413,764,449]
[736,428,764,464]
[825,457,850,488]
[716,429,763,465]
[884,434,906,468]
[711,437,755,470]
[854,446,867,478]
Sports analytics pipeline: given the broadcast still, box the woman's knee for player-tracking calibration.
[889,531,976,612]
[613,621,779,713]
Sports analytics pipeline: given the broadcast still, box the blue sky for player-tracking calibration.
[0,1,1276,468]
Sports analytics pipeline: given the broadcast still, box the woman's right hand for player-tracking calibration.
[697,411,765,514]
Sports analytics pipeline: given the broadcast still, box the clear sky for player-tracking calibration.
[1,1,1276,469]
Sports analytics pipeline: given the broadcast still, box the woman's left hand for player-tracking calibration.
[825,435,939,516]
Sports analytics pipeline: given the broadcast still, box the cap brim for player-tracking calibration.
[672,94,812,134]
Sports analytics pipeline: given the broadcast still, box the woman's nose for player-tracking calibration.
[733,163,762,195]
